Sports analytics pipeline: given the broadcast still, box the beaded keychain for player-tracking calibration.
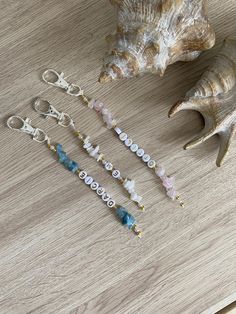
[34,98,144,211]
[42,69,184,208]
[7,116,142,237]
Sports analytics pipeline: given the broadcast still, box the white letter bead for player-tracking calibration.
[112,169,121,178]
[107,199,116,208]
[79,171,87,179]
[102,193,110,202]
[142,154,150,162]
[105,162,113,171]
[136,148,144,157]
[147,160,156,168]
[84,176,93,185]
[96,187,105,196]
[83,142,91,149]
[130,143,139,152]
[125,138,133,147]
[119,132,128,141]
[114,127,122,135]
[90,182,99,190]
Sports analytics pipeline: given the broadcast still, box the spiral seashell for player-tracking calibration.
[99,0,215,83]
[169,38,236,167]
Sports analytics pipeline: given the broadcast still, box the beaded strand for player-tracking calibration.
[53,143,142,236]
[34,98,144,211]
[84,97,184,208]
[73,129,145,210]
[7,115,142,238]
[42,69,184,208]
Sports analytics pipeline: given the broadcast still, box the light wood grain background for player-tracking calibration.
[0,1,235,313]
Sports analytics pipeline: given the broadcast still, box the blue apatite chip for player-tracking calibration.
[116,207,135,229]
[56,144,79,172]
[56,144,63,152]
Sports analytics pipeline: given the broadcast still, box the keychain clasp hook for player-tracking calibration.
[34,98,74,128]
[7,116,49,143]
[42,69,84,97]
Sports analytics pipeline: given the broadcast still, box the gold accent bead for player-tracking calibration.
[97,154,105,162]
[119,178,125,184]
[137,231,142,239]
[80,94,90,106]
[47,143,56,152]
[139,205,145,212]
[132,224,142,238]
[74,130,80,136]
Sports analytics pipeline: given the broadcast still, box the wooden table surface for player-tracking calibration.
[0,1,235,313]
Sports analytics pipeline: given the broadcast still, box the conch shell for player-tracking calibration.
[99,0,215,83]
[169,38,236,167]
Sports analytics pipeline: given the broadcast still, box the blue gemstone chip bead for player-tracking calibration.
[56,144,79,173]
[116,207,136,229]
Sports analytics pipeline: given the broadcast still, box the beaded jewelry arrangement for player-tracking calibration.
[34,98,144,210]
[42,69,184,208]
[7,116,142,237]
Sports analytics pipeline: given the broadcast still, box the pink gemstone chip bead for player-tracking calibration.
[89,99,116,129]
[155,165,177,200]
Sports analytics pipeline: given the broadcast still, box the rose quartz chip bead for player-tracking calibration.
[155,165,184,206]
[89,99,116,129]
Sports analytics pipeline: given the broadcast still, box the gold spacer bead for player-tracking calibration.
[97,154,105,162]
[80,94,90,106]
[132,224,142,238]
[74,130,84,140]
[139,205,145,212]
[119,177,125,184]
[137,231,142,239]
[47,143,56,152]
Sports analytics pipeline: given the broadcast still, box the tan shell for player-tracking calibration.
[99,0,215,83]
[169,38,236,167]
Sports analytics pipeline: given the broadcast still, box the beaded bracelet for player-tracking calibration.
[42,69,184,208]
[34,98,144,211]
[7,116,142,237]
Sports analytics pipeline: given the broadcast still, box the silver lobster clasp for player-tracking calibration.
[7,116,49,143]
[42,69,84,97]
[34,98,74,128]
